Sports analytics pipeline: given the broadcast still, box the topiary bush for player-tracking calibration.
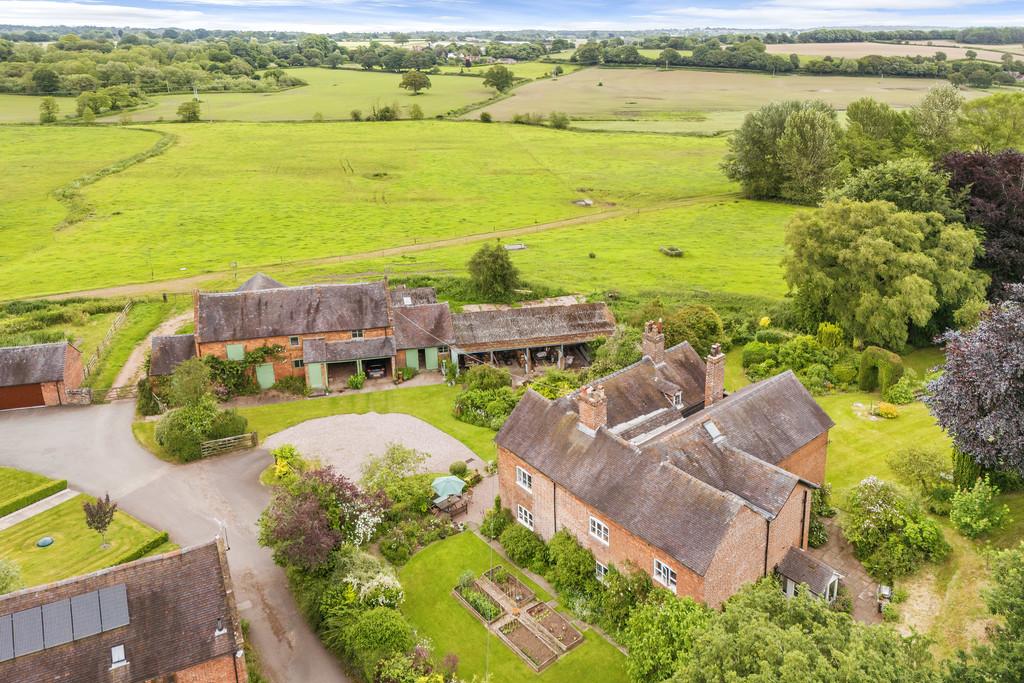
[858,346,905,393]
[499,523,548,572]
[754,328,791,344]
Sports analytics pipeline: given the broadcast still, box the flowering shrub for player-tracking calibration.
[871,402,899,419]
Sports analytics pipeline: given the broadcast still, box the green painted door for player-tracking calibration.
[306,362,324,389]
[226,343,245,361]
[405,349,420,370]
[425,347,439,370]
[256,363,275,389]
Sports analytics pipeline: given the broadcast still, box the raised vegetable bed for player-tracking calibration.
[484,565,535,607]
[498,618,558,671]
[527,602,583,650]
[453,581,504,624]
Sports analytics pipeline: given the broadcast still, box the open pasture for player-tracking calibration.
[98,67,494,123]
[0,93,77,123]
[472,67,988,127]
[435,60,582,79]
[0,121,732,299]
[764,41,1006,62]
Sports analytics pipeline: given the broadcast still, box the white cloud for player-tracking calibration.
[0,0,205,25]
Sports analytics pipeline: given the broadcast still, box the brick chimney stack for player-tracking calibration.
[705,343,726,406]
[642,320,665,365]
[578,384,608,432]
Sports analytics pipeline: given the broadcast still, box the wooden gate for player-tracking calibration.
[200,432,259,458]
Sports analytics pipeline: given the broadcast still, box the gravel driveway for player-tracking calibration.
[264,412,478,481]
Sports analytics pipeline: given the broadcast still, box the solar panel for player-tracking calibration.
[12,607,43,657]
[0,614,13,662]
[42,599,73,648]
[98,584,129,631]
[70,591,101,639]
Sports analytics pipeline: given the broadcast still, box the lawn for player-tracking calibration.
[99,67,496,123]
[0,122,733,299]
[0,494,167,587]
[236,383,498,461]
[473,67,991,126]
[83,299,177,389]
[399,532,628,683]
[0,467,63,516]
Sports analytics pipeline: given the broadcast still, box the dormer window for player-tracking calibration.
[704,420,722,441]
[672,391,683,409]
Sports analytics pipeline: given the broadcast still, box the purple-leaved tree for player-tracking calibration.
[924,285,1024,475]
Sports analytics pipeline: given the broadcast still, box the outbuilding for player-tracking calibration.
[0,342,84,410]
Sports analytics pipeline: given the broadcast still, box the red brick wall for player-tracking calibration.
[777,433,828,485]
[702,506,768,607]
[767,484,811,569]
[197,328,390,380]
[64,345,84,390]
[166,652,247,683]
[40,382,61,406]
[498,447,557,539]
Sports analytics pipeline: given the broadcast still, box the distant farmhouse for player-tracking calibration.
[150,274,615,390]
[496,321,840,606]
[0,540,248,683]
[0,341,84,410]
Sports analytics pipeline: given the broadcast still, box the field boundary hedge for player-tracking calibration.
[0,479,68,517]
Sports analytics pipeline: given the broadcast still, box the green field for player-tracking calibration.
[0,94,77,123]
[0,494,167,586]
[97,67,495,123]
[0,122,733,299]
[400,532,628,683]
[435,61,583,79]
[473,67,991,128]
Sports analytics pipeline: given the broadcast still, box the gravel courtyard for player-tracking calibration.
[263,412,479,481]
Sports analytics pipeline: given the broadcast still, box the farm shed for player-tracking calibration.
[149,334,197,377]
[452,303,616,373]
[0,342,84,410]
[303,337,396,390]
[393,303,455,373]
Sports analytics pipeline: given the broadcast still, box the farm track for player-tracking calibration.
[39,191,740,301]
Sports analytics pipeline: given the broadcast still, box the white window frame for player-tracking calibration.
[351,329,364,339]
[516,504,534,530]
[653,558,677,593]
[589,516,610,545]
[672,391,684,408]
[288,335,301,347]
[595,561,608,582]
[515,465,533,492]
[111,645,126,668]
[292,359,304,369]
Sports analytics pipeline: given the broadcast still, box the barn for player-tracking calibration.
[0,342,84,410]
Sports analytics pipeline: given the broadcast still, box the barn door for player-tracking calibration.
[256,363,276,389]
[405,349,420,370]
[424,347,439,370]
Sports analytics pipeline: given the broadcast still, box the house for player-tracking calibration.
[0,540,248,683]
[496,321,836,607]
[0,342,84,410]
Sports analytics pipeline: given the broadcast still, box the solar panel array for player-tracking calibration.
[0,584,129,662]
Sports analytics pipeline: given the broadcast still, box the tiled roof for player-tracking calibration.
[393,304,454,350]
[235,272,286,292]
[196,281,390,343]
[389,286,438,307]
[453,303,615,352]
[149,335,196,376]
[0,541,243,683]
[303,337,395,363]
[776,547,841,595]
[0,343,71,387]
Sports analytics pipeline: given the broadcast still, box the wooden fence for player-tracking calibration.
[83,300,134,379]
[200,432,259,458]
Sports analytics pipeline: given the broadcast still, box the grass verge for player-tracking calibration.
[0,467,63,516]
[84,299,175,390]
[399,532,627,683]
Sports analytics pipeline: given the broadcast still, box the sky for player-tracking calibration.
[1,0,1023,34]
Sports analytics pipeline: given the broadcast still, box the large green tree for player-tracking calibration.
[832,158,960,221]
[910,85,965,159]
[398,70,431,94]
[467,242,519,300]
[958,92,1024,152]
[482,64,515,93]
[623,591,710,683]
[784,199,987,349]
[778,107,846,204]
[843,97,913,169]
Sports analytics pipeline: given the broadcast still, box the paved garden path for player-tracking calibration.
[0,403,350,683]
[264,412,477,482]
[0,488,80,532]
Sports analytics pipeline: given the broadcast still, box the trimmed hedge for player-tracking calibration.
[111,530,170,566]
[0,479,68,517]
[858,346,905,393]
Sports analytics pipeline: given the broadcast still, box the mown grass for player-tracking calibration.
[0,467,53,510]
[0,122,732,299]
[399,532,628,683]
[83,300,176,389]
[236,384,497,461]
[100,67,496,123]
[0,494,166,587]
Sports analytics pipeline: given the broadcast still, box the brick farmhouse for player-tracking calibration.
[151,274,616,391]
[0,342,84,411]
[0,540,248,683]
[496,322,839,607]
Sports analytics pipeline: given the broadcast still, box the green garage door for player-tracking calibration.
[256,363,276,389]
[425,347,439,370]
[405,349,420,371]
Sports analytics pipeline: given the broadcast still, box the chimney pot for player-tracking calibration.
[578,384,608,431]
[642,320,666,365]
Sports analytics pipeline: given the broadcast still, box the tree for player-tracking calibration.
[31,66,60,93]
[585,325,642,380]
[177,100,200,122]
[398,70,431,95]
[925,287,1024,476]
[784,199,988,350]
[467,242,519,300]
[942,151,1024,294]
[482,64,515,93]
[167,357,212,407]
[887,447,955,513]
[324,606,415,681]
[843,97,913,169]
[958,93,1024,152]
[83,493,118,548]
[38,96,59,123]
[0,559,21,595]
[663,305,724,357]
[360,443,428,499]
[777,107,846,204]
[950,476,1010,538]
[910,85,965,159]
[832,158,960,221]
[574,42,603,64]
[623,592,711,683]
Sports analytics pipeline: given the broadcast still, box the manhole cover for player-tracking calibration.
[36,536,54,548]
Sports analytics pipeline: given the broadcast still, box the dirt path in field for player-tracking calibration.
[110,310,192,388]
[40,192,739,301]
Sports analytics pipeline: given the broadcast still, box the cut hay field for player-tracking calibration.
[471,67,990,130]
[98,67,495,123]
[914,40,1024,57]
[0,93,76,123]
[0,121,733,299]
[435,61,583,79]
[764,41,1006,62]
